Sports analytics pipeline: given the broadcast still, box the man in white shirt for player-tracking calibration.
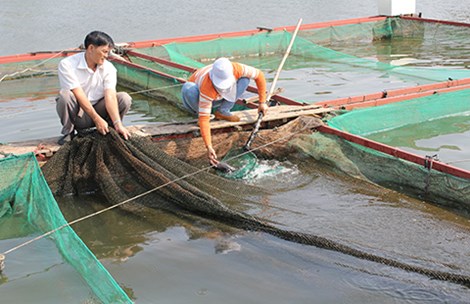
[56,31,132,144]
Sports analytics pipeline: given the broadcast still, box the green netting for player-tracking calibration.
[290,35,470,82]
[0,153,132,304]
[327,89,470,136]
[0,58,60,80]
[120,18,470,107]
[288,87,470,212]
[163,31,293,64]
[290,131,470,214]
[297,17,470,68]
[218,148,258,180]
[2,18,469,107]
[102,18,464,74]
[115,62,185,109]
[154,18,470,78]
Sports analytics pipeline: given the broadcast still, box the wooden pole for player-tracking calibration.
[267,18,303,101]
[244,18,303,151]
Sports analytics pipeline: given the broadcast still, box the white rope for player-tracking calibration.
[447,159,470,165]
[128,83,183,95]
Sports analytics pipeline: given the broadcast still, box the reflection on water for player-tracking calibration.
[129,93,193,124]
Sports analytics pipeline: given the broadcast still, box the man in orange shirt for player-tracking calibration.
[181,57,268,166]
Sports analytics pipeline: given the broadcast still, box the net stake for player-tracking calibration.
[0,254,5,272]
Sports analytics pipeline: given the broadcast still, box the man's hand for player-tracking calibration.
[114,121,131,140]
[258,102,268,115]
[94,116,110,135]
[207,146,219,166]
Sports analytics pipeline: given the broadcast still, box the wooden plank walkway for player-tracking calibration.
[0,105,331,158]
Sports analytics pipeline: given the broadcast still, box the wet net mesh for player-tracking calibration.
[0,153,132,304]
[39,122,470,288]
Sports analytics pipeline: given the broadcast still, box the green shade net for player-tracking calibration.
[0,153,132,304]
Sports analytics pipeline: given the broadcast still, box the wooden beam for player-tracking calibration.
[0,105,330,160]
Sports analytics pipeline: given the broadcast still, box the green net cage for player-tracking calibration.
[114,17,470,108]
[0,153,132,303]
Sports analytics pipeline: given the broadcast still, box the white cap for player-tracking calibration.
[210,57,236,90]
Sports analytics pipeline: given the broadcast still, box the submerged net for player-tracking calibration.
[40,125,470,288]
[0,153,132,304]
[291,131,470,214]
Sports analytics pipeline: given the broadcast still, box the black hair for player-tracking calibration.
[84,31,115,49]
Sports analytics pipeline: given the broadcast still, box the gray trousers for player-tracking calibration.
[55,89,132,135]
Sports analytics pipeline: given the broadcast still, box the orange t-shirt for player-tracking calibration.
[189,62,266,148]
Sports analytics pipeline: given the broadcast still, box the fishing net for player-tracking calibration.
[290,88,470,213]
[151,116,323,179]
[39,123,470,288]
[115,17,470,107]
[291,131,470,214]
[41,117,319,210]
[116,16,470,214]
[0,153,132,304]
[327,89,470,137]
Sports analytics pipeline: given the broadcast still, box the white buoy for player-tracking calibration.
[378,0,416,16]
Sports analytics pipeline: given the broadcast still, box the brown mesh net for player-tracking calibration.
[40,117,470,288]
[153,116,322,165]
